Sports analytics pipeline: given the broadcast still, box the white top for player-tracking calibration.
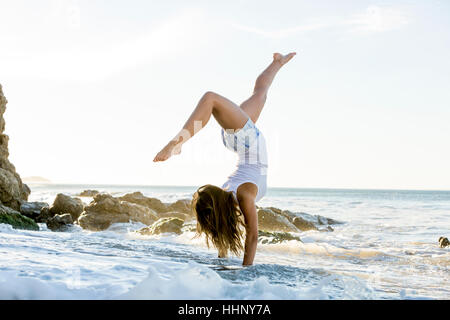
[221,118,268,202]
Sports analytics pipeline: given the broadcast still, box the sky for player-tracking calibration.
[1,0,449,190]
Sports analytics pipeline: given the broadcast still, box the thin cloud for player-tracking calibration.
[231,21,330,39]
[346,5,411,34]
[230,5,411,39]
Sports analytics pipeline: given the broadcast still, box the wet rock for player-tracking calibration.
[292,216,318,231]
[78,193,158,231]
[78,190,99,197]
[46,213,73,231]
[166,199,192,215]
[0,203,39,231]
[316,215,341,225]
[0,85,30,211]
[118,192,168,213]
[256,206,340,233]
[49,193,84,221]
[118,192,192,217]
[137,217,184,235]
[439,237,449,248]
[257,207,299,232]
[157,211,191,221]
[258,230,302,244]
[20,201,49,220]
[36,206,54,223]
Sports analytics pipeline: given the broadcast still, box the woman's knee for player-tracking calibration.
[202,91,218,102]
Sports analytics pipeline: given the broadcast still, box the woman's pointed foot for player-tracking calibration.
[273,52,296,66]
[153,140,182,162]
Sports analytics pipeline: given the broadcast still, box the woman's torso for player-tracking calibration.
[221,118,268,202]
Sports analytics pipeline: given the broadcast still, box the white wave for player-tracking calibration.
[118,261,376,300]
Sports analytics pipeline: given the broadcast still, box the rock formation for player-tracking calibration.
[439,237,449,248]
[117,192,193,216]
[257,207,299,232]
[76,192,195,232]
[78,190,99,197]
[118,191,168,212]
[36,206,53,223]
[166,199,192,216]
[0,84,30,211]
[0,203,38,231]
[78,193,159,231]
[256,206,340,233]
[157,211,190,221]
[46,213,73,231]
[20,201,49,220]
[49,193,84,221]
[137,217,184,235]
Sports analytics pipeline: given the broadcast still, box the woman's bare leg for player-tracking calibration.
[153,52,296,162]
[240,52,296,123]
[153,91,248,162]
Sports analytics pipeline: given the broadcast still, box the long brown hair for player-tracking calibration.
[191,184,245,256]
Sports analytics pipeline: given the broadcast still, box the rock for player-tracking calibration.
[166,199,192,215]
[46,213,73,231]
[439,237,449,248]
[137,217,184,235]
[20,202,49,220]
[118,192,168,213]
[36,206,54,223]
[292,216,318,231]
[0,85,30,211]
[157,211,191,221]
[78,193,158,231]
[49,193,84,221]
[0,203,39,231]
[258,230,302,244]
[256,206,340,233]
[257,207,299,232]
[78,190,99,197]
[316,215,341,225]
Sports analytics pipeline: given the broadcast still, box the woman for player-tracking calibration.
[153,52,296,265]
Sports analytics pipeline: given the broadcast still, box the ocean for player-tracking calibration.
[0,184,449,299]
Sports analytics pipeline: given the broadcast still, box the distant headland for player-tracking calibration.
[22,176,52,184]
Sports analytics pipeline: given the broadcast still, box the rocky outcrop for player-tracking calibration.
[46,213,73,231]
[49,193,84,221]
[166,199,192,215]
[36,206,54,223]
[0,84,29,211]
[0,203,39,231]
[257,206,340,233]
[137,217,184,235]
[78,193,159,231]
[157,211,191,221]
[257,207,299,232]
[20,202,49,220]
[118,192,193,216]
[78,190,99,197]
[292,216,318,231]
[118,192,168,213]
[439,237,449,248]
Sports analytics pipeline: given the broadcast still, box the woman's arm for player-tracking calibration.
[241,201,258,266]
[236,183,259,266]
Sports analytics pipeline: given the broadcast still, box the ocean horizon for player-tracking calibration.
[24,182,450,193]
